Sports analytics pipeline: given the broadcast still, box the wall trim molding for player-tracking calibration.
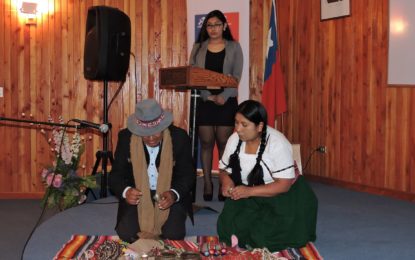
[0,192,44,199]
[2,176,414,202]
[305,175,415,203]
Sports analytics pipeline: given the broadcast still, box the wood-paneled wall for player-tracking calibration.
[0,0,189,197]
[1,0,415,200]
[278,0,415,200]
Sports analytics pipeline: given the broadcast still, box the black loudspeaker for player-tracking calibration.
[84,6,131,82]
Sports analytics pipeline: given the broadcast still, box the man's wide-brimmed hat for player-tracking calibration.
[127,99,173,136]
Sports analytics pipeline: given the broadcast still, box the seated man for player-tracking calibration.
[109,99,195,243]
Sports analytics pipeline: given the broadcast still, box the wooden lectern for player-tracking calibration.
[159,66,238,156]
[159,66,238,89]
[159,66,238,203]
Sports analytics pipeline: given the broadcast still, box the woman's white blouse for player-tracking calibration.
[219,127,295,185]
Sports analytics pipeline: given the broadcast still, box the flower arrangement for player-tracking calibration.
[40,119,97,210]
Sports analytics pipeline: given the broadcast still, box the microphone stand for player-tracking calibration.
[0,116,80,129]
[0,116,110,199]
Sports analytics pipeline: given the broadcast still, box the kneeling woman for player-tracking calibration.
[217,100,318,251]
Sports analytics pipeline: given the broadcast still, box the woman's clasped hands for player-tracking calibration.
[207,95,226,105]
[222,184,251,200]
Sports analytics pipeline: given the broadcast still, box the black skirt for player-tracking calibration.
[196,96,238,126]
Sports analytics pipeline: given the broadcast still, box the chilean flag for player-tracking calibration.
[262,0,287,126]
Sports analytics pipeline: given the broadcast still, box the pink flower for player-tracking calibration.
[52,174,63,188]
[46,173,62,187]
[41,168,49,179]
[46,174,54,186]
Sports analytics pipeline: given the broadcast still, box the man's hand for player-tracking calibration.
[157,191,175,210]
[125,188,143,205]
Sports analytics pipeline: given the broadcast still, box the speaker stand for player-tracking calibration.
[90,80,113,198]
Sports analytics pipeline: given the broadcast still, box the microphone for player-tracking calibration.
[72,119,110,133]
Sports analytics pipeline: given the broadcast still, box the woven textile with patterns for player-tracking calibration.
[54,235,323,260]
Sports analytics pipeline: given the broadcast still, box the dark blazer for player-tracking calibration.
[109,125,195,227]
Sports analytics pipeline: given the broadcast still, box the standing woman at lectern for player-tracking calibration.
[189,10,243,201]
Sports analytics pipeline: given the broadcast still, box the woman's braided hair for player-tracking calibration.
[247,127,267,186]
[228,140,242,185]
[228,100,268,186]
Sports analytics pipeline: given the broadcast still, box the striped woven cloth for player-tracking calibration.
[272,242,323,260]
[54,235,323,260]
[54,235,124,260]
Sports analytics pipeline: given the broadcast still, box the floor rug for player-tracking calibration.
[54,235,323,259]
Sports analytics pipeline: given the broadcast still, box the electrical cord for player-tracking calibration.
[20,198,49,260]
[19,195,118,259]
[109,52,137,110]
[20,123,70,260]
[106,52,138,171]
[301,147,320,174]
[107,81,126,111]
[130,52,139,101]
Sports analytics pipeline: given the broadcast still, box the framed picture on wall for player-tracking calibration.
[321,0,351,21]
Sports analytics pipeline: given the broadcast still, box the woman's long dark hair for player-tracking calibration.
[196,10,235,43]
[227,100,268,186]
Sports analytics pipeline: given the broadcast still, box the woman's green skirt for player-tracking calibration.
[217,176,318,251]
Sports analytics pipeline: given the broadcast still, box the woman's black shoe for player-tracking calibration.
[203,193,213,201]
[203,183,213,201]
